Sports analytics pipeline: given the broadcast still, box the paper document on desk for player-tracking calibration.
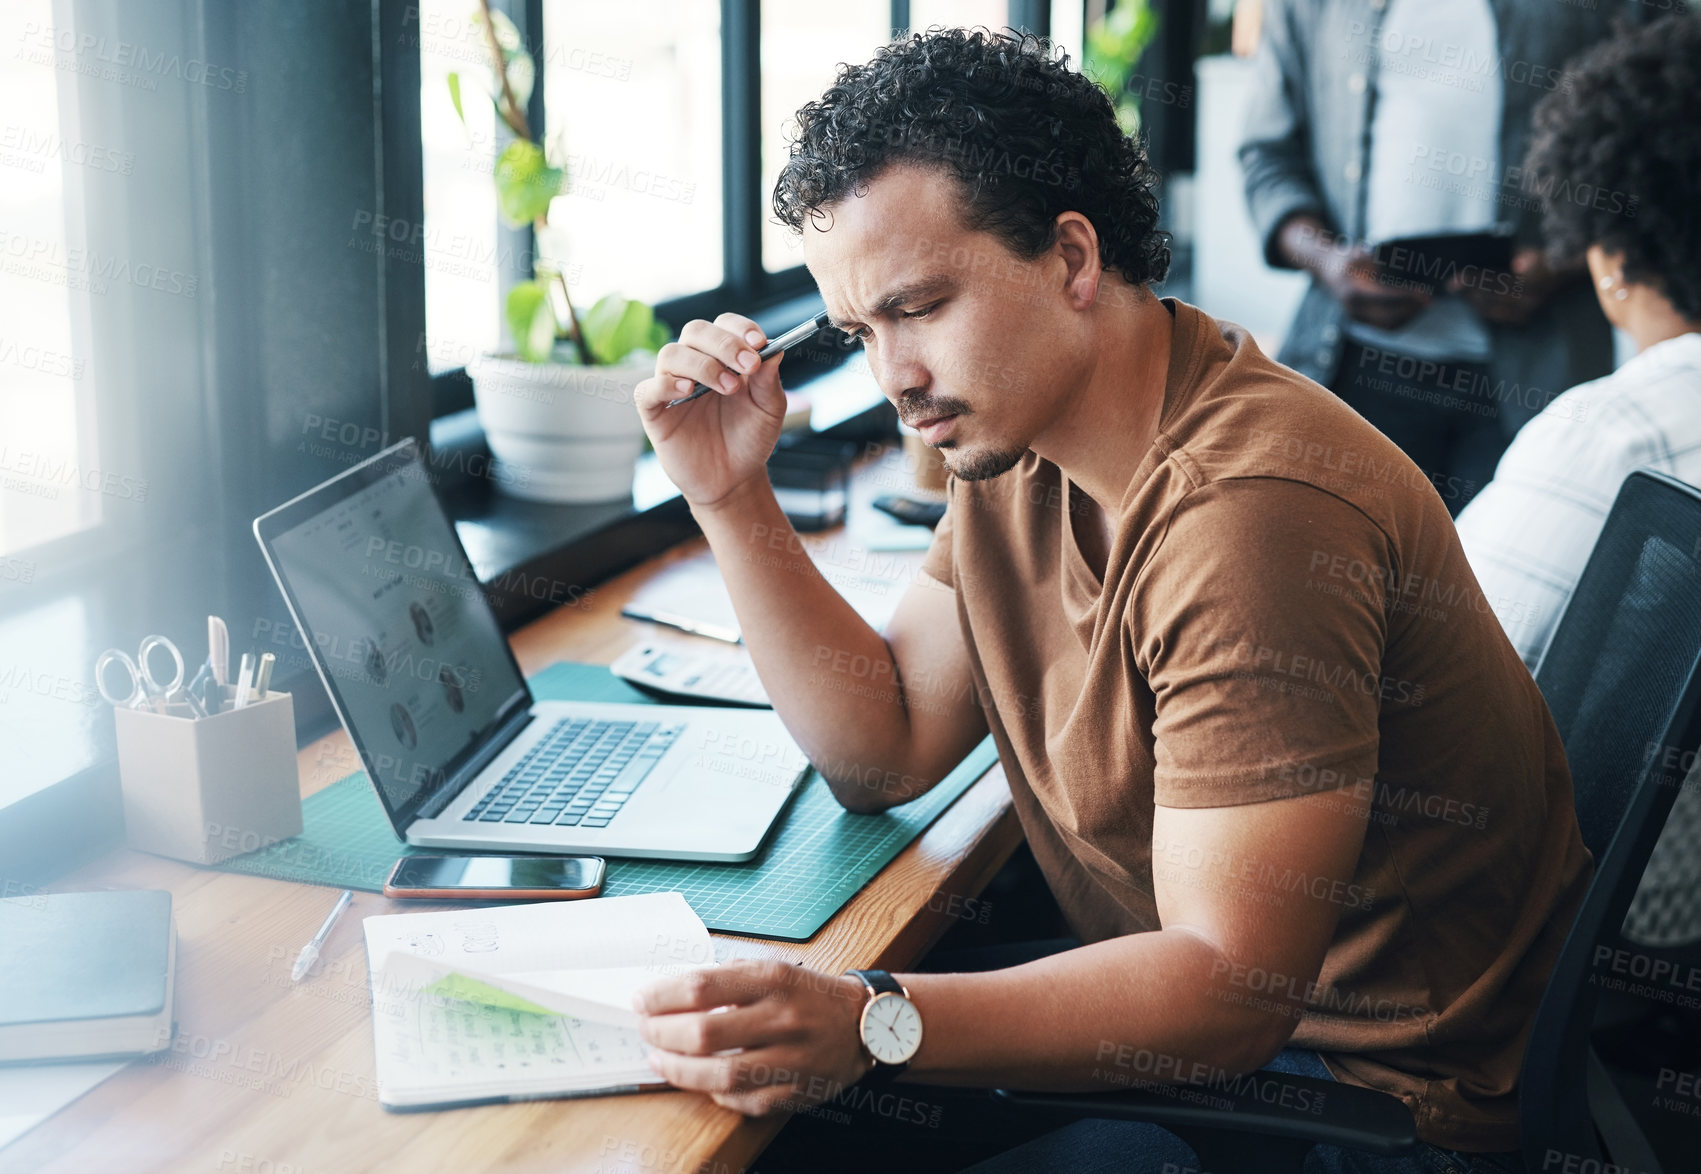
[622,547,904,644]
[362,892,713,1109]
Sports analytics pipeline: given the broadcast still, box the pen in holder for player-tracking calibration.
[113,687,304,865]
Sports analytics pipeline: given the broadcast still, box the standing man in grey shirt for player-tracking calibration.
[1240,0,1628,513]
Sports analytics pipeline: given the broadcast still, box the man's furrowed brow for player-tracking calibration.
[830,275,954,330]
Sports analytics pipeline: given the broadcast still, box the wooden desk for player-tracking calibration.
[2,510,1021,1174]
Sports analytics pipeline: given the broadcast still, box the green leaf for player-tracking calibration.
[494,140,563,226]
[505,280,557,363]
[580,294,664,366]
[1084,0,1158,132]
[645,318,670,353]
[446,71,465,125]
[1116,97,1142,136]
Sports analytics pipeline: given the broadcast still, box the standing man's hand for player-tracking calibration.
[635,960,874,1117]
[1448,247,1563,326]
[1276,213,1432,330]
[634,313,786,512]
[1318,247,1433,330]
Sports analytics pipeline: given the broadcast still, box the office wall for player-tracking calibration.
[1190,52,1307,352]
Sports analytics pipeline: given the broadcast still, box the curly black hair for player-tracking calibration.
[772,27,1169,287]
[1524,13,1701,319]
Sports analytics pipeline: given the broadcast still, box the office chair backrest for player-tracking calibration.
[1534,470,1701,860]
[1521,470,1701,1168]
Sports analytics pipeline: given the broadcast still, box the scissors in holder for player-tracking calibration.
[95,634,187,714]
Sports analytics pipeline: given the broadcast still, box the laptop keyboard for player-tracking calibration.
[463,718,685,828]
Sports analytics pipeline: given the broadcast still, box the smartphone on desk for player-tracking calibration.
[872,493,947,529]
[383,853,606,900]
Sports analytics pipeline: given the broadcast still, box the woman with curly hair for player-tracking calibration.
[1456,12,1701,670]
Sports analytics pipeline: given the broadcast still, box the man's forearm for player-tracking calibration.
[897,929,1294,1090]
[690,476,925,810]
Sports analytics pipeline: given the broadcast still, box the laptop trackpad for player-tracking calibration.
[654,749,803,810]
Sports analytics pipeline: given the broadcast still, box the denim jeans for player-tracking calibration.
[964,1046,1526,1174]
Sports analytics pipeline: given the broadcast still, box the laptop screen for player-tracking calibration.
[261,445,529,827]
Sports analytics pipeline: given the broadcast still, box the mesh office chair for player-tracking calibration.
[1620,781,1701,947]
[1516,469,1701,1173]
[993,470,1701,1172]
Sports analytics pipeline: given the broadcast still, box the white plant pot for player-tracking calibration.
[468,351,652,503]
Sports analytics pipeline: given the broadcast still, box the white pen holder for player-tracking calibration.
[113,688,304,865]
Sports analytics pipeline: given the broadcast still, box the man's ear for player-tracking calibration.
[1054,211,1102,309]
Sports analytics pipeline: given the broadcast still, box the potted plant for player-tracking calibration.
[451,1,667,503]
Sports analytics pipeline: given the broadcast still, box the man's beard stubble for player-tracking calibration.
[941,443,1026,482]
[899,391,1025,483]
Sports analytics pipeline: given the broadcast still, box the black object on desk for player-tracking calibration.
[768,435,858,531]
[873,493,947,529]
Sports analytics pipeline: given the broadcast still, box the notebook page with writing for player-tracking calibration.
[382,961,708,1029]
[362,892,709,1109]
[369,984,657,1109]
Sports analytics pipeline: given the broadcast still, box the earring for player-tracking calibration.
[1598,274,1615,290]
[1615,287,1629,301]
[1599,274,1629,301]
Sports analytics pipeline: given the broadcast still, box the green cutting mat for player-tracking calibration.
[214,662,998,940]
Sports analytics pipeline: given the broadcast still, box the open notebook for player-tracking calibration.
[361,892,713,1110]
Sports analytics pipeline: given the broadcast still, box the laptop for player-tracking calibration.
[253,439,808,862]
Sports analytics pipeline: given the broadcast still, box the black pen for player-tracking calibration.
[664,311,833,408]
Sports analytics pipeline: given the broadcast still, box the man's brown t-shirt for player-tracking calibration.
[917,299,1591,1151]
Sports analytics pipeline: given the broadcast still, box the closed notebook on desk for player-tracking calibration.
[0,890,175,1063]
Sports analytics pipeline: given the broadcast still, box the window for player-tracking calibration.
[0,0,102,561]
[910,0,1012,33]
[758,0,890,275]
[417,0,723,377]
[543,0,724,310]
[416,0,505,374]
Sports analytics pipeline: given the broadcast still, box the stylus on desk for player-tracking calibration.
[292,889,353,982]
[664,311,833,408]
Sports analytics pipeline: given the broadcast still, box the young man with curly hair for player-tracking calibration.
[630,28,1586,1172]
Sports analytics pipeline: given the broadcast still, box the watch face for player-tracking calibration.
[861,993,923,1065]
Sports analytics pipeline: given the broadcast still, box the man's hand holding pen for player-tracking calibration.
[635,313,790,514]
